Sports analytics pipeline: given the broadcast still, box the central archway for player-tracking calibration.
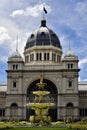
[26,79,58,121]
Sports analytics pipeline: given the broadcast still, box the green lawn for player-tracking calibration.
[12,127,69,130]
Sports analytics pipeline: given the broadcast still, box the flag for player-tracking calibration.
[43,7,47,14]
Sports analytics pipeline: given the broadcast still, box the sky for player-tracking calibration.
[0,0,87,83]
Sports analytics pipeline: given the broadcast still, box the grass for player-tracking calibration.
[11,127,69,130]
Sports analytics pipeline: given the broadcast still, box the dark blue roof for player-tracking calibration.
[25,19,62,49]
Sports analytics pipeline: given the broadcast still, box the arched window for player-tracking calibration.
[10,103,18,118]
[66,102,73,118]
[36,53,42,61]
[68,80,72,87]
[41,32,45,36]
[67,63,73,69]
[44,53,49,61]
[13,64,18,70]
[52,53,56,62]
[66,102,73,107]
[30,34,34,38]
[13,81,16,88]
[30,54,34,61]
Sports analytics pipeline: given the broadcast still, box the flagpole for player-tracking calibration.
[42,4,47,19]
[43,7,45,19]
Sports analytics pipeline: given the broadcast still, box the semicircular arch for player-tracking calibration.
[27,78,58,97]
[26,78,58,121]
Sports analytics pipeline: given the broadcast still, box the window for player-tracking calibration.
[66,103,73,117]
[13,81,16,88]
[40,53,42,61]
[68,63,73,69]
[80,108,87,117]
[11,103,18,118]
[30,54,34,61]
[44,53,49,61]
[79,91,87,96]
[36,53,38,61]
[68,64,70,69]
[0,109,5,117]
[41,32,45,36]
[57,55,61,63]
[52,53,56,62]
[30,34,34,38]
[13,64,18,70]
[25,56,29,63]
[68,80,72,87]
[71,63,73,69]
[36,53,42,61]
[16,64,18,69]
[67,103,73,107]
[13,64,15,70]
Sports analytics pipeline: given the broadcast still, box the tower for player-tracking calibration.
[61,49,80,119]
[6,50,25,120]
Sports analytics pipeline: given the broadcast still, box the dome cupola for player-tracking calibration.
[24,18,62,65]
[25,19,62,49]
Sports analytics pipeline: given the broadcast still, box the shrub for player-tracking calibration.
[68,123,87,130]
[0,122,13,129]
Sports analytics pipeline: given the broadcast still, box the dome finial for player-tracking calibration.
[41,5,47,27]
[41,18,46,27]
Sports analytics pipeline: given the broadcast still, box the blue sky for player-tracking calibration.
[0,0,87,82]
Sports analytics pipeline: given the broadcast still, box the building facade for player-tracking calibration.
[0,18,87,121]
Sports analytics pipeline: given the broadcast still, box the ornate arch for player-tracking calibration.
[26,78,58,102]
[26,78,58,121]
[24,76,59,94]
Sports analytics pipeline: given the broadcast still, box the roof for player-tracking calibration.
[25,19,62,49]
[78,82,87,91]
[0,83,7,92]
[8,50,23,61]
[11,50,22,58]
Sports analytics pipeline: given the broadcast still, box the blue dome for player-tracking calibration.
[25,19,62,49]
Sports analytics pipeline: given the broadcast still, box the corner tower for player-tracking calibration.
[61,48,80,119]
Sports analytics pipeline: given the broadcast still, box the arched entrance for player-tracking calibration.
[26,79,58,121]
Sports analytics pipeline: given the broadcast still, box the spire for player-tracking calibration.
[69,40,71,50]
[16,36,18,52]
[66,41,75,56]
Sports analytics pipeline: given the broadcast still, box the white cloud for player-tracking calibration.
[0,16,24,38]
[0,26,11,43]
[79,57,87,68]
[11,10,24,17]
[11,3,52,17]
